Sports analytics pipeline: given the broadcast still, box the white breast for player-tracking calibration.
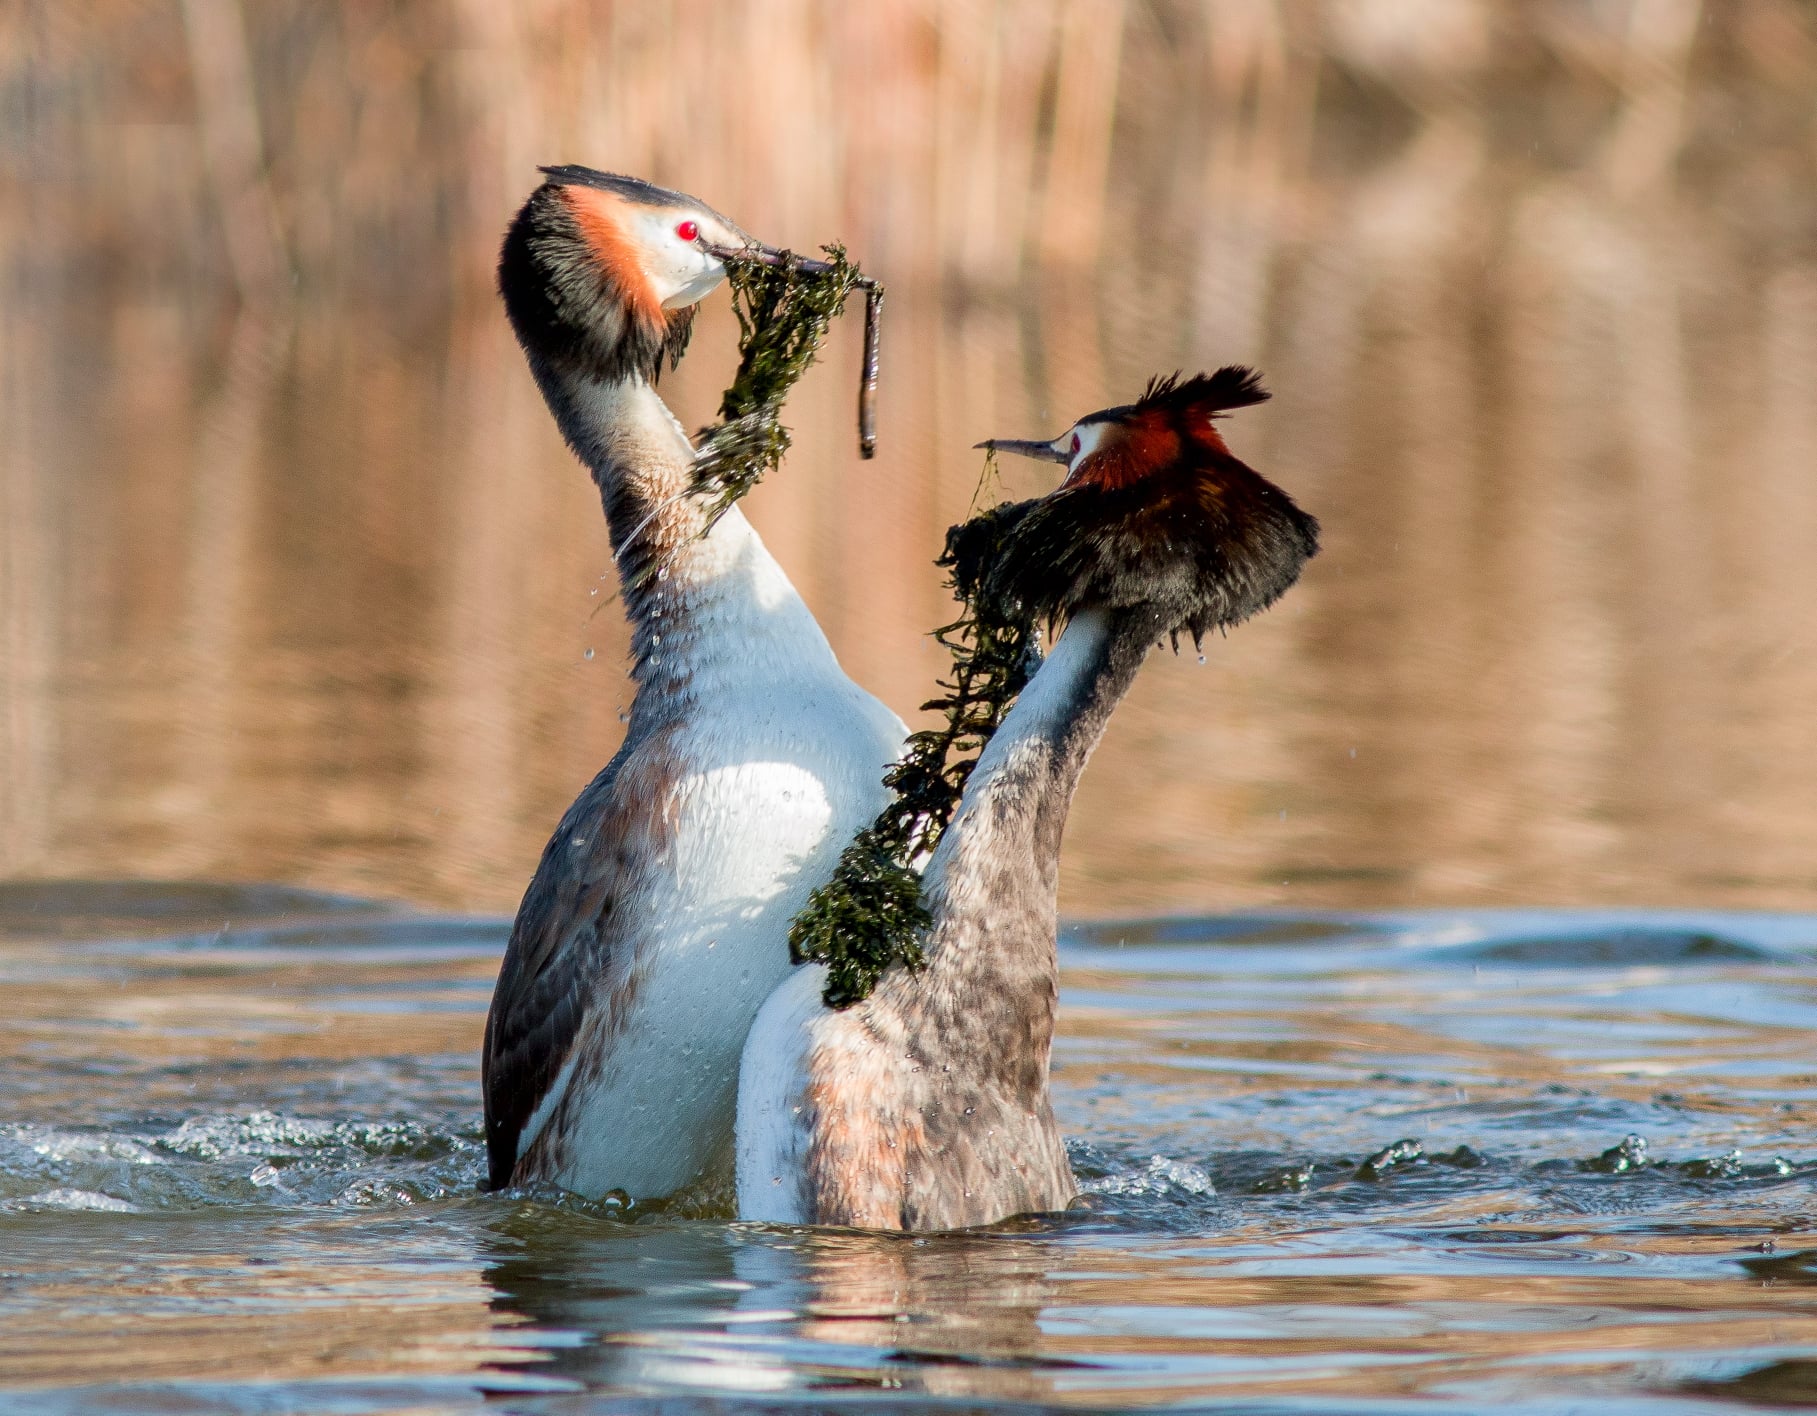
[734,963,828,1223]
[545,747,880,1198]
[533,512,903,1200]
[509,369,905,1202]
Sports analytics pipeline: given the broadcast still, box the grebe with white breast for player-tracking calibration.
[482,168,903,1200]
[736,368,1319,1230]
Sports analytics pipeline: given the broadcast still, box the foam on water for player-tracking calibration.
[7,1188,141,1214]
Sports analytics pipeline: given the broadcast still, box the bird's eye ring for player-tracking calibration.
[675,220,700,242]
[1070,432,1082,455]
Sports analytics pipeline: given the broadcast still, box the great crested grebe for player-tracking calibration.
[482,168,904,1200]
[736,368,1319,1230]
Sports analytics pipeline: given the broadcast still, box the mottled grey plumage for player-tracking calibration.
[803,612,1147,1228]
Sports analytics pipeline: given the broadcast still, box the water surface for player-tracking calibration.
[6,882,1817,1413]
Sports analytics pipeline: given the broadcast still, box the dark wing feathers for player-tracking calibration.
[481,757,646,1190]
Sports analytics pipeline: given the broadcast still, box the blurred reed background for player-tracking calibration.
[2,0,1815,915]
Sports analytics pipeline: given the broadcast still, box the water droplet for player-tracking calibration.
[657,567,670,582]
[600,1188,633,1215]
[1197,654,1206,665]
[583,648,595,660]
[652,634,662,646]
[589,588,599,597]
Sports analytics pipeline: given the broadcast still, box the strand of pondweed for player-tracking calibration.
[688,244,869,527]
[790,483,1039,1009]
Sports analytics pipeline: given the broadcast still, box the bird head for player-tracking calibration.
[959,368,1320,644]
[497,165,789,385]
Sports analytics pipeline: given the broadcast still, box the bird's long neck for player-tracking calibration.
[535,365,835,713]
[875,607,1149,1082]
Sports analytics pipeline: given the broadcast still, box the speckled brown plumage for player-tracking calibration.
[482,722,682,1190]
[791,616,1143,1229]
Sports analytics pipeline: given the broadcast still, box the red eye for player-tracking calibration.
[1070,433,1081,454]
[675,220,699,242]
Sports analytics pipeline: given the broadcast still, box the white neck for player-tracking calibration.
[925,608,1116,881]
[914,606,1128,969]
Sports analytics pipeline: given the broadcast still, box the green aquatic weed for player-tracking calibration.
[790,484,1037,1009]
[689,244,869,525]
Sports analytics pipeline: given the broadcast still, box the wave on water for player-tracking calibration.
[3,1113,1813,1228]
[0,1112,487,1214]
[7,1187,142,1213]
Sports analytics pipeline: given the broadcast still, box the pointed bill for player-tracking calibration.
[976,437,1069,464]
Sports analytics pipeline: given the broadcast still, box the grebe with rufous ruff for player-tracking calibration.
[736,368,1319,1230]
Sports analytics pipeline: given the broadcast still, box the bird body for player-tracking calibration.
[482,169,903,1199]
[737,369,1319,1230]
[498,479,900,1201]
[737,607,1117,1228]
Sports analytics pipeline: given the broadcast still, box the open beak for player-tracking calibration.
[975,437,1068,464]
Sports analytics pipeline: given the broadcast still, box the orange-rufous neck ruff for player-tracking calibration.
[560,185,666,332]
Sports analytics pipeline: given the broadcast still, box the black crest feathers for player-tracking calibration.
[533,165,685,208]
[1133,365,1270,419]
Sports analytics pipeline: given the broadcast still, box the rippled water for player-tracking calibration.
[6,881,1817,1412]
